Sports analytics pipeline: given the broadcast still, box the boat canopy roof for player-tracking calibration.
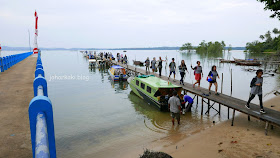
[111,65,124,69]
[136,75,181,88]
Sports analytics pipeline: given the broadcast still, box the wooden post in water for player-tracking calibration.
[201,97,204,115]
[231,69,232,95]
[265,122,269,135]
[207,99,210,115]
[231,109,236,126]
[219,73,223,115]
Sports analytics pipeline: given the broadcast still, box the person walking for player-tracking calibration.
[207,65,220,95]
[151,57,157,73]
[145,57,150,73]
[168,91,181,125]
[168,58,176,81]
[179,60,188,85]
[191,61,203,89]
[245,69,266,114]
[158,57,163,77]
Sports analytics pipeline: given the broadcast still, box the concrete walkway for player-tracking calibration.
[0,55,36,157]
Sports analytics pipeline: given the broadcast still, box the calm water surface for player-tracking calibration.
[4,50,279,157]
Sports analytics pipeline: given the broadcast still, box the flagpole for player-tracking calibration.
[28,29,31,52]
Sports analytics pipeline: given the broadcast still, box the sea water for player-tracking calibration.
[36,50,280,157]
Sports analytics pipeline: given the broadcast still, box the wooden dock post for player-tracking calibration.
[231,109,236,126]
[207,99,210,115]
[231,69,233,95]
[265,122,269,135]
[219,73,223,115]
[201,97,204,115]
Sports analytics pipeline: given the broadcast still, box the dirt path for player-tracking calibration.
[0,55,36,158]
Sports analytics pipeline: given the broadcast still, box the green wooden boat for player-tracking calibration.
[128,75,183,111]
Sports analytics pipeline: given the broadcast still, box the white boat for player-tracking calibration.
[89,59,97,67]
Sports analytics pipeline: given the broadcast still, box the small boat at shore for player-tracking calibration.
[128,75,183,111]
[133,60,144,66]
[220,59,235,63]
[233,57,260,62]
[236,62,261,66]
[108,65,128,81]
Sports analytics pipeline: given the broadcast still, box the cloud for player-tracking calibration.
[0,0,279,48]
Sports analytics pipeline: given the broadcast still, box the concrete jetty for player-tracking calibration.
[0,55,36,157]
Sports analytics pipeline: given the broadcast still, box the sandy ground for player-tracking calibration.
[161,95,280,158]
[0,55,36,158]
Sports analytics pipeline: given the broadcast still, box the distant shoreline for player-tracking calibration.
[1,46,246,51]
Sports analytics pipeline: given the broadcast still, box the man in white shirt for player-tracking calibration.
[168,91,181,125]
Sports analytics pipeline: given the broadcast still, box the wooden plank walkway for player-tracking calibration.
[111,61,280,134]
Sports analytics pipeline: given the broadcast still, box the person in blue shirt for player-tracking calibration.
[182,95,193,114]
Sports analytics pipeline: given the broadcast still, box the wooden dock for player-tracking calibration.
[111,60,280,135]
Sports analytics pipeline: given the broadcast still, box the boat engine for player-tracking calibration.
[120,74,124,81]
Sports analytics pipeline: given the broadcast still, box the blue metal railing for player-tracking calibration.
[29,52,56,158]
[0,52,33,72]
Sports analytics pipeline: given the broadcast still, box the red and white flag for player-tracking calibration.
[33,11,38,54]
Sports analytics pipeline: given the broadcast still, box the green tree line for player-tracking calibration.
[245,28,280,53]
[180,41,232,54]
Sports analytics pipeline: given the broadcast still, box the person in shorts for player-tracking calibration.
[191,61,203,89]
[168,58,176,81]
[245,69,266,114]
[168,91,181,125]
[151,57,157,73]
[208,65,220,95]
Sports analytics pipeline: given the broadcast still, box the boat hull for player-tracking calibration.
[108,68,128,81]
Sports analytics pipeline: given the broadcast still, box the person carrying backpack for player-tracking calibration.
[245,69,266,114]
[168,58,176,81]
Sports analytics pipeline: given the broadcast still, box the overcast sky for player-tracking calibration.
[0,0,279,48]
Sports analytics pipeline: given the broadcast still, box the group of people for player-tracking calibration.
[168,91,193,125]
[168,68,265,126]
[145,57,220,95]
[117,53,128,64]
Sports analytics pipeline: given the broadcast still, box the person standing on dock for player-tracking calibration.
[124,55,128,65]
[117,53,120,62]
[145,57,150,73]
[245,69,266,114]
[168,91,181,125]
[151,57,156,73]
[207,65,220,95]
[191,61,203,89]
[168,58,176,81]
[179,60,188,85]
[158,57,163,77]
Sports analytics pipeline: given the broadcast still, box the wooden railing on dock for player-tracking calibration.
[111,60,280,135]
